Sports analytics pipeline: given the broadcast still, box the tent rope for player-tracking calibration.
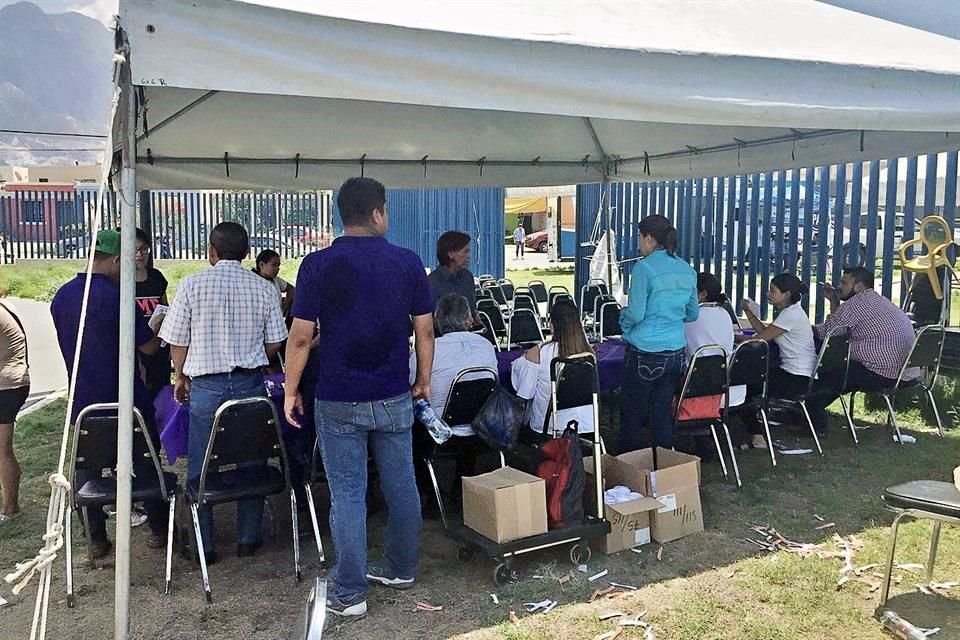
[4,48,126,640]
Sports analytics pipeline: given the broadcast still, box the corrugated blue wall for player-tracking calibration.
[333,187,506,278]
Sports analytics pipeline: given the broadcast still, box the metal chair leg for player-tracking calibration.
[304,483,325,565]
[720,422,742,488]
[926,387,945,438]
[264,497,278,540]
[709,425,729,479]
[882,394,904,444]
[838,394,859,446]
[498,451,506,469]
[760,408,776,468]
[66,502,74,608]
[425,459,448,530]
[926,521,942,585]
[165,493,176,595]
[880,512,906,607]
[290,489,302,582]
[189,501,213,604]
[799,401,823,456]
[82,506,95,567]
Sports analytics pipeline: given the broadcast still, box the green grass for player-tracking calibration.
[503,268,574,293]
[0,258,303,302]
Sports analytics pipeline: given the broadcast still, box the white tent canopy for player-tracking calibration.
[118,0,960,190]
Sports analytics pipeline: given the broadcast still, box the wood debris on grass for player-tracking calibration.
[508,610,519,624]
[595,629,623,640]
[656,546,663,561]
[814,522,836,530]
[558,572,573,586]
[598,610,625,621]
[724,569,738,579]
[894,562,924,572]
[415,602,443,612]
[588,586,615,602]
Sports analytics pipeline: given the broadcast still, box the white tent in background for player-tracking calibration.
[17,1,959,639]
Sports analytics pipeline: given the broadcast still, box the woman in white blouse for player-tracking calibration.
[511,299,595,441]
[684,273,759,444]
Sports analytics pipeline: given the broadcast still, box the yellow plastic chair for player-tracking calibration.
[898,215,957,300]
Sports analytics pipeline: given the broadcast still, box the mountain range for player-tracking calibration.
[0,1,112,166]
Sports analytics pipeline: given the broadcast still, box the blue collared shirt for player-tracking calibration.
[620,249,699,352]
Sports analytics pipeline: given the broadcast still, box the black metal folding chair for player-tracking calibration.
[498,278,515,302]
[597,301,622,342]
[843,324,946,444]
[482,282,508,306]
[186,397,300,603]
[879,477,960,606]
[528,280,549,305]
[674,346,740,487]
[513,293,540,321]
[478,298,506,343]
[547,353,602,454]
[477,311,502,351]
[547,287,573,321]
[420,367,499,530]
[579,284,604,324]
[66,403,178,606]
[770,326,850,454]
[508,308,544,349]
[726,339,775,467]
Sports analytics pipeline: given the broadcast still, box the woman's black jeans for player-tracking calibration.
[619,346,686,453]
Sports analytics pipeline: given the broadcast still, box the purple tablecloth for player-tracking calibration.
[154,373,288,464]
[496,339,625,394]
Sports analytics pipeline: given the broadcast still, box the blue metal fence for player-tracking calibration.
[576,151,960,323]
[333,187,506,278]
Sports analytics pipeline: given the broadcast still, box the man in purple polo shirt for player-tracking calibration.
[284,177,435,619]
[50,229,168,558]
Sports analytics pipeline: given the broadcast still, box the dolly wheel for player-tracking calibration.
[457,547,475,563]
[493,562,516,586]
[569,543,592,565]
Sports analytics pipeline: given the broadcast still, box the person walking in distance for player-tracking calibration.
[284,177,435,619]
[513,222,526,259]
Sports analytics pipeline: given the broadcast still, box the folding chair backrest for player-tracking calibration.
[550,353,598,410]
[442,367,498,426]
[71,403,165,492]
[483,283,508,306]
[808,327,850,397]
[509,308,543,347]
[203,397,286,475]
[498,279,515,301]
[476,286,492,300]
[547,289,571,318]
[586,279,610,295]
[679,346,727,400]
[721,299,739,325]
[593,294,616,321]
[514,286,533,301]
[904,324,945,379]
[477,311,501,349]
[477,298,505,333]
[598,301,622,341]
[513,293,539,317]
[477,274,496,287]
[580,285,603,319]
[729,338,769,389]
[528,280,549,304]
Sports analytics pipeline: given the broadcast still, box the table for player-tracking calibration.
[154,373,289,464]
[495,339,626,394]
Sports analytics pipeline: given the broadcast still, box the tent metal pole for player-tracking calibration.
[603,177,613,291]
[115,62,137,640]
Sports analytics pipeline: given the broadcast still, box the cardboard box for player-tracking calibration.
[617,447,704,544]
[462,467,547,543]
[584,454,663,554]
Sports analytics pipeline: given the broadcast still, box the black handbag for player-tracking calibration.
[470,385,525,450]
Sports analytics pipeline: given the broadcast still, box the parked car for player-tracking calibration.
[248,234,311,257]
[525,230,548,253]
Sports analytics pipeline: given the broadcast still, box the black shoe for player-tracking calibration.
[90,539,112,560]
[237,541,263,558]
[326,594,367,618]
[195,550,218,566]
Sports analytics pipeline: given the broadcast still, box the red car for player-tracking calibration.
[524,230,548,253]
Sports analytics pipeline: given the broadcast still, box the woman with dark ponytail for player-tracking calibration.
[741,272,816,411]
[619,215,699,453]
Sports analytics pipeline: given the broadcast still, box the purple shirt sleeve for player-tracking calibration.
[409,255,435,317]
[291,253,321,322]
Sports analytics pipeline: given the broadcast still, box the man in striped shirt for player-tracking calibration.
[807,267,915,433]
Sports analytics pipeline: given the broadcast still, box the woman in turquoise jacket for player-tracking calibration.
[619,215,699,453]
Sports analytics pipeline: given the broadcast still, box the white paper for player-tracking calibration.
[744,298,761,318]
[893,434,917,444]
[633,528,651,546]
[780,448,814,455]
[656,493,677,514]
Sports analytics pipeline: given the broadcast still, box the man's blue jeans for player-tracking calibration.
[188,370,267,553]
[316,392,421,603]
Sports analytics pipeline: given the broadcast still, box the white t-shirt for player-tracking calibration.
[683,304,745,407]
[771,303,817,377]
[409,331,498,436]
[511,341,595,435]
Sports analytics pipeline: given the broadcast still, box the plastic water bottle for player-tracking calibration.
[414,399,452,444]
[879,611,928,640]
